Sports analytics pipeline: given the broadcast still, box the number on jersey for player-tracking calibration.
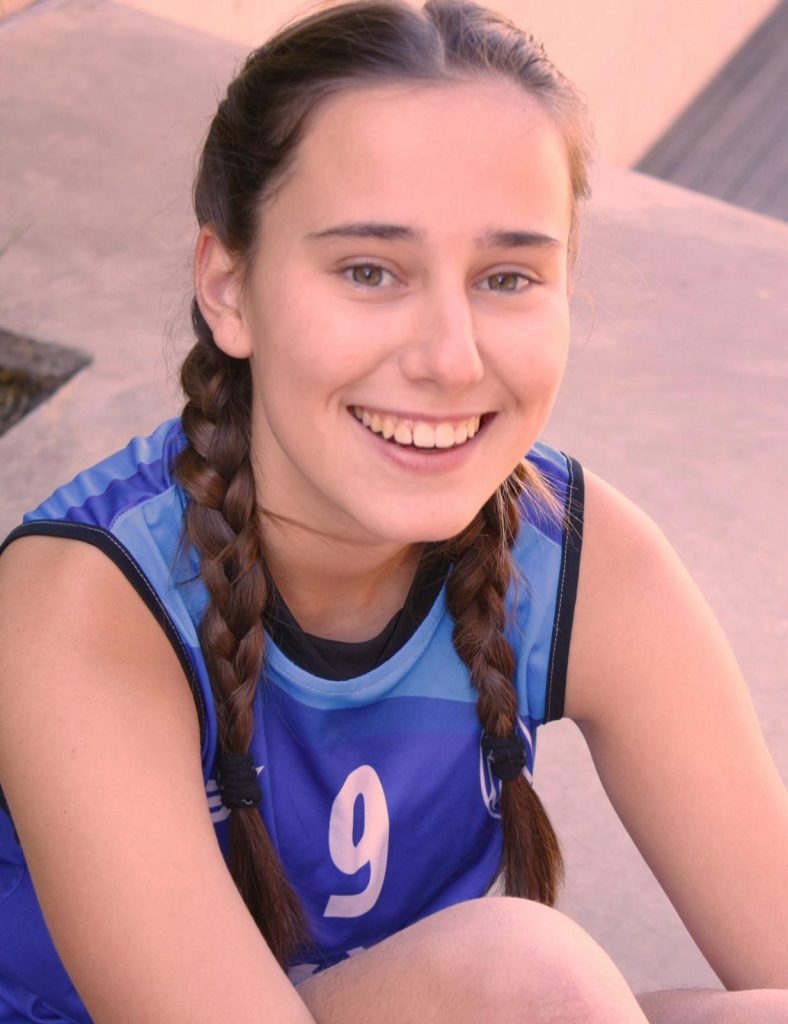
[324,765,389,918]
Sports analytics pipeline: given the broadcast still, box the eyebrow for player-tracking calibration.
[306,222,417,243]
[304,221,561,249]
[482,228,562,250]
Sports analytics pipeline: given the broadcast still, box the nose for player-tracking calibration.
[398,283,484,390]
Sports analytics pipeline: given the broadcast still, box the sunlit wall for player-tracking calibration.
[111,0,778,165]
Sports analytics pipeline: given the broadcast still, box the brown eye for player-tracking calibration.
[349,265,385,286]
[487,272,528,292]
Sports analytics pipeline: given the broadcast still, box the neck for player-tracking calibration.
[261,517,423,643]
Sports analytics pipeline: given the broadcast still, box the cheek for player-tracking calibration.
[252,295,330,395]
[496,302,570,399]
[257,280,384,390]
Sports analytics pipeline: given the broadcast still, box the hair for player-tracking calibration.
[175,0,592,967]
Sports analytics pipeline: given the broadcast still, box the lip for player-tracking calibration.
[348,407,494,473]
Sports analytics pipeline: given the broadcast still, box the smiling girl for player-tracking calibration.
[0,2,786,1022]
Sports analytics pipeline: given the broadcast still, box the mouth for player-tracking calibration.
[350,405,492,450]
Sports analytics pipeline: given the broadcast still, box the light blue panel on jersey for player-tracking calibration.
[23,418,184,529]
[507,520,563,727]
[113,488,200,650]
[264,589,469,706]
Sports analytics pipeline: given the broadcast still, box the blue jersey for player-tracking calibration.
[0,418,584,1022]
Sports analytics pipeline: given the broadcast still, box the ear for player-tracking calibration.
[193,225,253,359]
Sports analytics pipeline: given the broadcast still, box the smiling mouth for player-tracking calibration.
[351,405,489,450]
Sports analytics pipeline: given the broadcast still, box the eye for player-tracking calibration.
[478,271,535,293]
[342,263,397,288]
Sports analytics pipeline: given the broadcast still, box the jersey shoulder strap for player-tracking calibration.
[515,442,585,724]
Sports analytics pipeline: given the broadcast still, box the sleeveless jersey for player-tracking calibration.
[0,418,584,1022]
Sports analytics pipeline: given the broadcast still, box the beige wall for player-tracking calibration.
[116,0,778,165]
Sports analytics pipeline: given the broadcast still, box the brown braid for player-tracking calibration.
[173,0,592,968]
[174,299,308,965]
[443,462,564,903]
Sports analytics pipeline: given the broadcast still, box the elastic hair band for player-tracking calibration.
[216,751,263,808]
[482,732,527,782]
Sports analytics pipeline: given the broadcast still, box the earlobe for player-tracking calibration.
[193,225,253,359]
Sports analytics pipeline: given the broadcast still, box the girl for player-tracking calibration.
[0,1,786,1021]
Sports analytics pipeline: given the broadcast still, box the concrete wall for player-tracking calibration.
[114,0,779,165]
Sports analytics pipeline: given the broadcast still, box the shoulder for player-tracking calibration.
[0,532,196,704]
[0,529,204,837]
[563,467,722,724]
[570,466,669,597]
[0,418,210,758]
[0,532,203,824]
[512,455,690,726]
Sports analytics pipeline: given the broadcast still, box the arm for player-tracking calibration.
[0,536,315,1024]
[564,470,788,991]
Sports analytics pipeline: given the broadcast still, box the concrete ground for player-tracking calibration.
[1,0,786,996]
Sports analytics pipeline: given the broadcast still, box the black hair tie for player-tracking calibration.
[482,732,526,782]
[216,751,263,808]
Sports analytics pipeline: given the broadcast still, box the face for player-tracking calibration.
[232,78,572,548]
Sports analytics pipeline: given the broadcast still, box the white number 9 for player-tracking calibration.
[324,765,389,918]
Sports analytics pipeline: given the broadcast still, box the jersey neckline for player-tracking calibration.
[263,581,450,702]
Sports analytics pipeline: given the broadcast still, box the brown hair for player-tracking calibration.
[175,0,592,967]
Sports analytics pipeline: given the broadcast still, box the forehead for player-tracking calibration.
[262,78,572,244]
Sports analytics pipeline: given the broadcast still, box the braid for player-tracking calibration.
[174,299,309,966]
[444,461,564,904]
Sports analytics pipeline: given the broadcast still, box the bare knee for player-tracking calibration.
[638,987,788,1024]
[301,897,647,1024]
[421,897,645,1023]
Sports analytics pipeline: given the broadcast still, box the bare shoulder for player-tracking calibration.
[0,533,198,741]
[564,467,730,724]
[0,532,205,885]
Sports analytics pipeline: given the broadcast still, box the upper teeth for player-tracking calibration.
[352,407,482,448]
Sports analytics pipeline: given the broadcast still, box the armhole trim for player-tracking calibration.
[0,521,207,748]
[544,456,585,723]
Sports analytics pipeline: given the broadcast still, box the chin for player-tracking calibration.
[370,507,484,547]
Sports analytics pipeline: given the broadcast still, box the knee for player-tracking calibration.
[638,988,788,1024]
[421,897,642,1024]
